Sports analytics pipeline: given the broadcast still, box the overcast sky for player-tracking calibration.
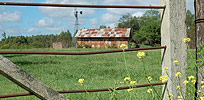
[0,0,194,38]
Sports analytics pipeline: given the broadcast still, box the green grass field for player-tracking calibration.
[0,48,196,100]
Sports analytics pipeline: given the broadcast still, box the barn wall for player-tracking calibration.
[76,38,128,48]
[53,42,62,49]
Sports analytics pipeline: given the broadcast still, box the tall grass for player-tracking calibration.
[0,48,195,100]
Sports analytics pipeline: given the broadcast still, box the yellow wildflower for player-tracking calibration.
[147,89,152,93]
[197,90,201,93]
[127,89,133,92]
[183,80,189,85]
[191,80,196,84]
[175,72,181,78]
[202,85,204,89]
[137,52,146,58]
[184,38,191,43]
[130,81,136,85]
[176,86,181,89]
[188,75,195,80]
[178,96,183,100]
[201,81,204,84]
[147,76,152,81]
[124,77,131,81]
[163,67,168,72]
[159,76,168,82]
[201,97,204,100]
[78,78,84,85]
[173,60,179,64]
[168,94,173,98]
[120,44,127,49]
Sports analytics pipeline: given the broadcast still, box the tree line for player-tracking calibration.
[116,9,195,48]
[0,10,195,49]
[0,30,72,49]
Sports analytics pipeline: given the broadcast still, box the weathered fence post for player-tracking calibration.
[161,0,187,99]
[0,55,68,100]
[195,0,204,97]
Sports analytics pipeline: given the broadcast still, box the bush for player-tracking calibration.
[10,43,19,49]
[129,43,140,48]
[0,44,10,49]
[77,45,83,48]
[31,41,43,48]
[84,45,90,48]
[111,43,117,48]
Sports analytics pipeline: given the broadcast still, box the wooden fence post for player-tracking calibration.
[195,0,204,97]
[161,0,187,99]
[0,55,68,100]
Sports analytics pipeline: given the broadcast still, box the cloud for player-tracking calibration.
[0,11,22,23]
[38,0,97,18]
[101,13,120,24]
[0,7,5,12]
[0,25,2,30]
[132,12,144,17]
[186,0,194,12]
[27,27,39,33]
[27,17,67,34]
[0,26,21,35]
[90,18,98,27]
[0,0,36,2]
[102,0,160,6]
[43,0,99,4]
[36,17,54,27]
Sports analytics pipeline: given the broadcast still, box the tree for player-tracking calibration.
[117,10,161,45]
[186,10,195,49]
[2,32,6,39]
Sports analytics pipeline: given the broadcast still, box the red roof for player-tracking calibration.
[75,28,131,38]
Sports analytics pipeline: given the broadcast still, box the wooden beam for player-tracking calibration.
[161,0,187,99]
[0,55,68,100]
[195,0,204,97]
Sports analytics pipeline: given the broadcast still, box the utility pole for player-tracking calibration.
[195,0,204,97]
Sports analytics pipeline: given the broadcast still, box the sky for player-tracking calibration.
[0,0,194,38]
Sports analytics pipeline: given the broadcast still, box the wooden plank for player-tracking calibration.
[195,0,204,97]
[161,0,187,99]
[0,55,68,100]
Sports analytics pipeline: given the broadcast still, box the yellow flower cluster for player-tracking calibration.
[176,86,181,89]
[173,60,179,64]
[201,81,204,84]
[120,44,127,49]
[168,94,173,98]
[188,75,195,80]
[175,72,181,78]
[201,97,204,100]
[197,90,201,93]
[127,89,133,92]
[163,67,168,72]
[147,76,152,81]
[124,77,131,81]
[160,76,168,82]
[78,78,84,85]
[191,80,196,84]
[147,89,152,93]
[130,81,136,85]
[183,80,189,85]
[178,96,183,100]
[184,38,191,43]
[202,85,204,89]
[137,52,146,58]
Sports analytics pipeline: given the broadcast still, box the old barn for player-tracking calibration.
[75,28,131,48]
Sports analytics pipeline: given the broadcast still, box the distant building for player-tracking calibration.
[75,28,131,48]
[53,42,62,49]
